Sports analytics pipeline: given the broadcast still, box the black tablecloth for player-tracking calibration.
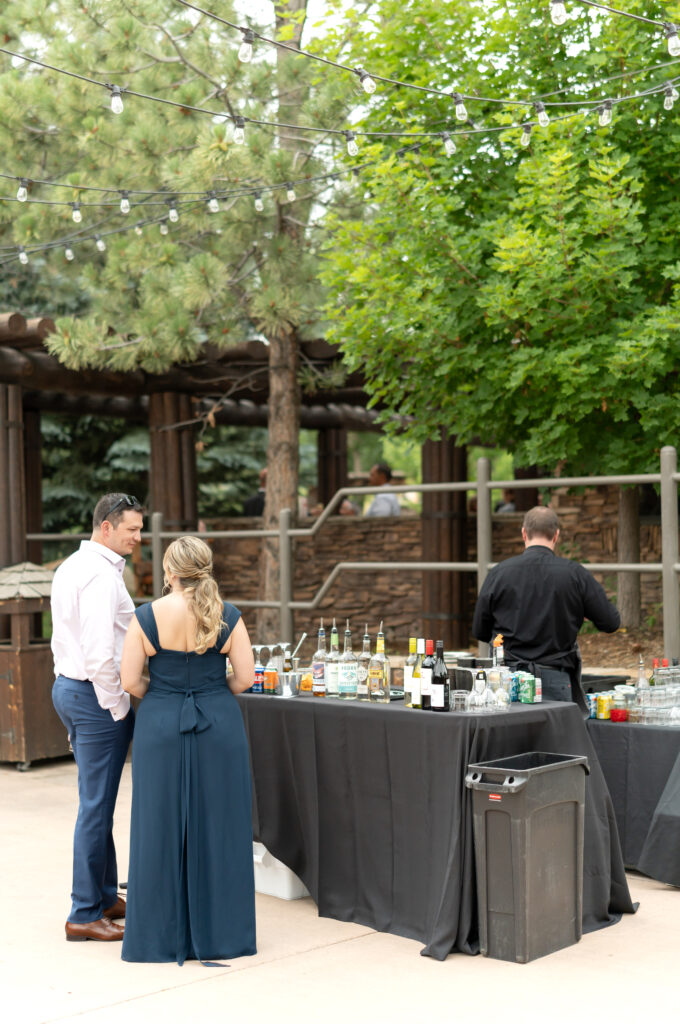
[587,719,680,885]
[237,695,635,960]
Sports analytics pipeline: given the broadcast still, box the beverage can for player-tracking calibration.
[597,692,612,720]
[252,664,264,694]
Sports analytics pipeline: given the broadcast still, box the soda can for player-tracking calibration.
[597,692,612,720]
[586,693,597,719]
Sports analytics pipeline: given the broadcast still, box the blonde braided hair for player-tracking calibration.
[163,536,224,655]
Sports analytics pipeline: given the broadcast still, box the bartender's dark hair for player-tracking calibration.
[522,506,559,540]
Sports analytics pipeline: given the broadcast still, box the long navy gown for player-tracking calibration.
[122,601,256,964]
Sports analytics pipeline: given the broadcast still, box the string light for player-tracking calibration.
[64,246,74,261]
[95,234,106,252]
[441,132,456,156]
[109,85,124,114]
[285,182,296,202]
[238,28,254,63]
[18,246,28,265]
[17,178,28,202]
[453,92,468,121]
[119,190,131,214]
[71,201,82,223]
[664,83,679,109]
[345,130,359,156]
[355,67,376,95]
[233,116,246,144]
[535,101,550,127]
[207,190,220,212]
[666,24,680,58]
[134,223,144,235]
[159,219,169,235]
[598,99,613,126]
[520,123,532,147]
[167,200,179,223]
[550,1,568,26]
[254,192,264,212]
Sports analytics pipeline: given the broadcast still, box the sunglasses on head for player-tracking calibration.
[104,495,140,521]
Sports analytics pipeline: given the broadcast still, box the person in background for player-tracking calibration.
[51,493,144,942]
[494,488,516,513]
[471,505,620,709]
[366,463,401,517]
[243,467,266,517]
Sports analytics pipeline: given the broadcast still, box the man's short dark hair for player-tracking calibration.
[522,506,559,540]
[375,462,392,481]
[93,493,144,530]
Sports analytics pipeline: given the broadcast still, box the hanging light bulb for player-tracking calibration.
[254,192,264,212]
[159,219,169,235]
[18,246,28,265]
[520,124,532,147]
[109,85,124,115]
[71,201,82,223]
[238,28,255,63]
[120,190,130,214]
[535,101,550,128]
[65,247,75,261]
[666,23,680,58]
[598,100,613,127]
[207,191,220,213]
[134,223,143,236]
[664,84,680,110]
[355,67,376,95]
[285,182,296,202]
[441,132,456,157]
[550,1,568,26]
[95,234,106,252]
[16,178,29,202]
[452,92,468,121]
[345,130,359,156]
[233,116,246,145]
[168,201,179,223]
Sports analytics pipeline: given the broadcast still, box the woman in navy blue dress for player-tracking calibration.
[119,536,256,964]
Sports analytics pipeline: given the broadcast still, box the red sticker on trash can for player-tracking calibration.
[489,793,502,801]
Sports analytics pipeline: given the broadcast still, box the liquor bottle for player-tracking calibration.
[431,640,450,712]
[403,637,417,707]
[410,638,425,709]
[325,618,340,697]
[312,619,327,698]
[368,621,390,703]
[636,655,649,692]
[421,640,435,711]
[338,620,358,700]
[356,624,371,701]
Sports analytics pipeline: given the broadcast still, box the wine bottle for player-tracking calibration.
[420,639,435,711]
[368,621,390,703]
[403,637,417,707]
[410,638,425,709]
[431,640,450,712]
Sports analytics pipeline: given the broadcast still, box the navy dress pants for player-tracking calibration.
[52,675,134,923]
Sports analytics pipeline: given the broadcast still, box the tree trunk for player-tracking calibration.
[618,485,641,627]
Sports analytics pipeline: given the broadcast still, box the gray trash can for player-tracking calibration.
[465,751,589,963]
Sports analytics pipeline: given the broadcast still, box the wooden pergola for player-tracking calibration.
[0,310,472,645]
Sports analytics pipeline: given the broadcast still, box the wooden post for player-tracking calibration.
[317,427,348,505]
[7,385,26,565]
[178,394,197,531]
[421,433,468,648]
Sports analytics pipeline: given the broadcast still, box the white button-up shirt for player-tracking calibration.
[51,540,134,720]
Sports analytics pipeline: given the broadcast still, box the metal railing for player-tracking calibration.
[27,445,680,658]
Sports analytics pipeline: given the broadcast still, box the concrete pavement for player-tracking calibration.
[1,756,678,1024]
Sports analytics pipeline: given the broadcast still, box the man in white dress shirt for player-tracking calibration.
[366,463,401,517]
[51,493,144,942]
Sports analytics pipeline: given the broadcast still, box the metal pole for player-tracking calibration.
[660,446,680,660]
[476,456,492,659]
[151,511,163,599]
[279,508,293,643]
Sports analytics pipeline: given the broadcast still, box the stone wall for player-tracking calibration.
[208,487,666,662]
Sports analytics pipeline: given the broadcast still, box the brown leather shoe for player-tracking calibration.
[65,917,124,942]
[103,896,126,920]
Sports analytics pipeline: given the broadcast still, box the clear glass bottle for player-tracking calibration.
[410,638,425,709]
[368,621,390,703]
[325,618,340,697]
[431,640,450,712]
[649,656,659,686]
[338,620,358,700]
[356,624,371,701]
[420,639,435,710]
[312,619,326,698]
[403,637,417,707]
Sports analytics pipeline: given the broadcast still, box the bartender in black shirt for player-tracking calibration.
[471,506,620,708]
